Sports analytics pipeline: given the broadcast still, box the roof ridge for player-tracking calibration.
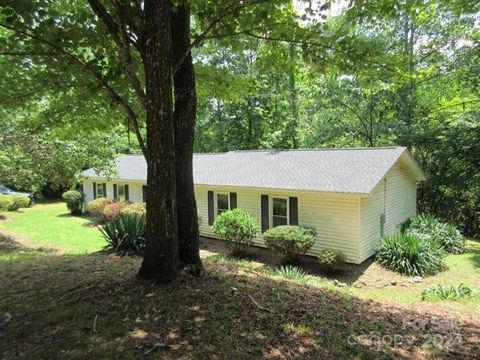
[228,146,404,153]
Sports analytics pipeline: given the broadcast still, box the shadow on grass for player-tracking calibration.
[1,249,477,359]
[466,240,480,268]
[0,233,57,254]
[200,237,373,285]
[56,212,100,227]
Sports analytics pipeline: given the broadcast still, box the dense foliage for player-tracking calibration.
[121,203,146,217]
[87,198,113,220]
[61,190,83,215]
[263,225,317,264]
[376,233,446,276]
[421,283,473,301]
[100,213,146,256]
[318,249,347,273]
[212,209,259,256]
[0,194,30,212]
[409,214,465,253]
[103,201,128,221]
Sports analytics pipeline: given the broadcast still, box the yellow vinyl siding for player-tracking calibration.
[196,185,362,263]
[359,162,418,262]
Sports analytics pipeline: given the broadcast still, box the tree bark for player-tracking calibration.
[172,4,203,276]
[138,0,178,283]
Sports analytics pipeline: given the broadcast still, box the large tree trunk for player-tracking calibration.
[172,4,203,276]
[138,0,178,283]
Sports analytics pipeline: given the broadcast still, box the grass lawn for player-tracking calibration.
[0,201,105,254]
[0,202,479,358]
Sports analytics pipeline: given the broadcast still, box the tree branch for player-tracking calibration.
[87,0,147,109]
[0,22,147,154]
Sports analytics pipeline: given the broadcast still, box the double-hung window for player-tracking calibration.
[117,185,126,201]
[271,197,288,227]
[96,183,105,198]
[216,193,230,216]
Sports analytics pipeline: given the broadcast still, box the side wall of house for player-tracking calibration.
[82,179,144,204]
[359,161,418,262]
[195,185,363,263]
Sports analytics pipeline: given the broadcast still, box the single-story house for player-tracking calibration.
[82,147,425,264]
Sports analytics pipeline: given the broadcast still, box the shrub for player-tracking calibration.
[103,201,128,221]
[212,209,259,256]
[422,284,473,301]
[0,195,14,212]
[318,248,347,273]
[0,195,30,211]
[275,265,308,281]
[62,190,83,215]
[121,202,146,217]
[263,225,317,264]
[409,214,465,254]
[376,232,446,276]
[87,198,113,218]
[99,213,146,256]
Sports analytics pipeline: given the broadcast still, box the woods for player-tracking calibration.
[0,0,479,283]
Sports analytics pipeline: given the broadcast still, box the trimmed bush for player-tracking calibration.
[263,225,317,264]
[62,190,83,215]
[422,284,473,301]
[87,198,113,218]
[100,213,146,256]
[0,195,14,211]
[318,248,347,273]
[0,195,30,211]
[376,232,446,276]
[409,214,465,253]
[122,202,146,217]
[212,209,259,256]
[275,265,308,281]
[103,201,128,221]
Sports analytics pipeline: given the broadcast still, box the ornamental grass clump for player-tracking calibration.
[422,284,473,301]
[376,232,446,276]
[275,265,308,281]
[100,213,146,256]
[212,209,259,256]
[263,225,317,264]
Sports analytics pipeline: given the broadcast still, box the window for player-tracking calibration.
[96,183,105,198]
[117,185,125,201]
[272,197,288,227]
[216,193,229,216]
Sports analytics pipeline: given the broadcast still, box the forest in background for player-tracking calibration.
[1,1,479,237]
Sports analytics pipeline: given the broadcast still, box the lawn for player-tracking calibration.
[0,202,479,359]
[0,201,105,254]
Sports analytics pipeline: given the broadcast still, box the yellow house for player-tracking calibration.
[82,147,425,264]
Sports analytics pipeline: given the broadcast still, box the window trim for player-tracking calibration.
[270,196,289,228]
[214,192,230,217]
[96,183,105,198]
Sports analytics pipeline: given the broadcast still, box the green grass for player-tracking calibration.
[0,201,105,254]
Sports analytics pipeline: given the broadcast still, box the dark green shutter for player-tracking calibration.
[230,192,237,209]
[125,185,129,201]
[113,184,118,200]
[142,185,147,202]
[93,182,97,199]
[208,191,214,225]
[103,183,107,198]
[289,197,298,225]
[261,195,269,233]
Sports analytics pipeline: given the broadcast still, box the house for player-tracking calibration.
[82,147,425,264]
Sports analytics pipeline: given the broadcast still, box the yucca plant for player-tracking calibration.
[376,232,446,276]
[275,265,308,281]
[422,284,473,301]
[99,213,146,256]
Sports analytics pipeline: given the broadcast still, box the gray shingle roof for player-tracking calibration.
[82,147,424,194]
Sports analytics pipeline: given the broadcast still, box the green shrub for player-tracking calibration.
[263,225,317,264]
[122,202,146,217]
[0,195,14,211]
[422,284,473,301]
[409,214,465,253]
[62,190,83,215]
[87,198,113,219]
[318,248,347,273]
[275,265,308,281]
[103,201,128,221]
[99,213,146,256]
[376,232,446,276]
[212,209,259,256]
[0,195,30,211]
